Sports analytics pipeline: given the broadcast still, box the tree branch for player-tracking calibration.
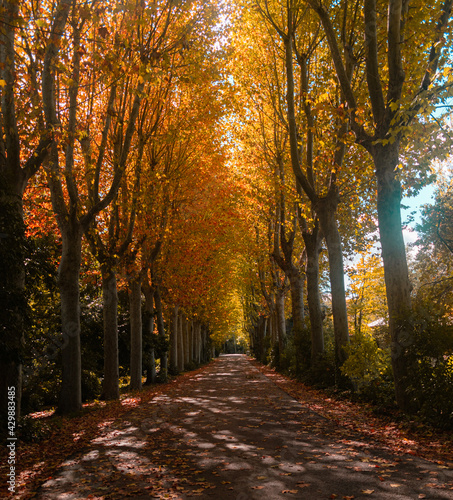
[420,0,453,92]
[387,0,405,105]
[81,81,145,231]
[364,0,385,125]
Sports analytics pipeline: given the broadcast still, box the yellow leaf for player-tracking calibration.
[0,79,6,87]
[389,101,399,111]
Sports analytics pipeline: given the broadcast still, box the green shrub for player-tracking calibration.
[279,336,297,377]
[404,307,453,428]
[409,356,453,429]
[341,330,392,391]
[17,416,52,443]
[302,348,336,387]
[81,370,102,402]
[22,363,61,414]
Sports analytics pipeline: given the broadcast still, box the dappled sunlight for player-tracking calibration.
[81,450,99,461]
[35,355,453,499]
[91,425,147,449]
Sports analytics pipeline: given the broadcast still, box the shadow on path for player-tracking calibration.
[37,355,453,499]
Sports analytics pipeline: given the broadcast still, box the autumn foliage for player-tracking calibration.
[1,0,453,475]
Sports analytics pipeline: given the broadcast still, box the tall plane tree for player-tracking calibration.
[309,0,453,410]
[44,0,153,414]
[253,0,352,368]
[0,0,71,425]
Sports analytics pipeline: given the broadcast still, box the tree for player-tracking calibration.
[43,0,161,414]
[347,251,388,337]
[309,0,453,410]
[413,174,453,316]
[245,0,355,370]
[0,0,71,426]
[85,74,170,399]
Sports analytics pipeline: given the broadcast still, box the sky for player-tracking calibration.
[401,183,436,247]
[343,183,437,289]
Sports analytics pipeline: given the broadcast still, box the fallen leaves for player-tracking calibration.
[251,359,453,465]
[7,355,453,500]
[3,364,214,499]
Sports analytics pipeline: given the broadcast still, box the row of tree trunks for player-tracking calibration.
[247,291,288,368]
[169,307,211,373]
[283,18,349,373]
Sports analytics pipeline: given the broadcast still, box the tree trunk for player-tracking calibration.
[129,277,142,391]
[190,321,195,362]
[169,305,179,373]
[187,320,193,365]
[275,287,286,368]
[154,287,167,380]
[143,284,156,385]
[195,322,201,364]
[182,315,190,368]
[0,191,25,426]
[200,326,206,363]
[317,196,349,368]
[58,226,83,414]
[177,312,185,370]
[303,230,325,364]
[149,349,156,384]
[270,310,277,347]
[373,143,415,411]
[287,266,306,372]
[101,266,119,400]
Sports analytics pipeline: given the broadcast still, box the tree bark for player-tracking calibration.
[154,287,167,379]
[287,266,306,371]
[0,192,25,425]
[101,266,119,400]
[373,143,415,410]
[190,321,195,363]
[0,0,70,426]
[275,287,286,367]
[177,312,185,370]
[302,228,325,363]
[195,322,201,364]
[143,284,156,385]
[316,195,349,367]
[200,326,206,363]
[169,305,179,373]
[186,320,192,366]
[182,315,190,368]
[58,226,83,414]
[129,277,142,391]
[271,310,277,347]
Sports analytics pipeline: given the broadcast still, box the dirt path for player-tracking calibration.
[37,355,453,499]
